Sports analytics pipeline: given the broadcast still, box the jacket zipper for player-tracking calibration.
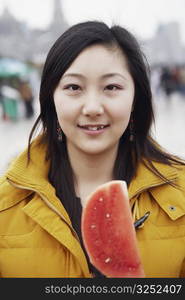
[7,179,80,242]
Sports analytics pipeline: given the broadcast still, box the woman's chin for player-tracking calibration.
[77,142,117,156]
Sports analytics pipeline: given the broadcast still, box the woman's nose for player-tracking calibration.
[82,95,104,117]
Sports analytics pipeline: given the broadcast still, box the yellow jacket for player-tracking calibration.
[0,139,185,278]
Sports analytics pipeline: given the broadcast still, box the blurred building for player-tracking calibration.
[0,0,68,65]
[0,2,185,67]
[143,22,185,66]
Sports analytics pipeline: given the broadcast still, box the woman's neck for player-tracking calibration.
[67,144,118,204]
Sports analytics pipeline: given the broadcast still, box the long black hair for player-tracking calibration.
[28,21,184,223]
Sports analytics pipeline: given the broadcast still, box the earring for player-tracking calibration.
[57,121,63,142]
[129,115,134,142]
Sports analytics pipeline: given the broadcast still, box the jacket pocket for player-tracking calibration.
[149,188,185,223]
[0,224,39,248]
[136,191,185,239]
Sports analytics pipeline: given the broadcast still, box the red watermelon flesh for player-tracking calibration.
[81,180,145,277]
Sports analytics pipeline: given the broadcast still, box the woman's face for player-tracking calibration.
[54,44,135,156]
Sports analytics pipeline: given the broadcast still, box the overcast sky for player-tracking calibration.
[0,0,185,43]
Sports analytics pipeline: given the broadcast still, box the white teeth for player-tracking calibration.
[88,126,99,130]
[88,125,106,130]
[79,125,108,130]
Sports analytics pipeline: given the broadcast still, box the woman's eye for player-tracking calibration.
[64,84,81,91]
[105,85,121,91]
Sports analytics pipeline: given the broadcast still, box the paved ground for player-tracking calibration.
[152,92,185,159]
[0,92,185,176]
[0,99,39,175]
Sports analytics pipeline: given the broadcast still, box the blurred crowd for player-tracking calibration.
[0,56,41,122]
[0,76,35,121]
[151,65,185,99]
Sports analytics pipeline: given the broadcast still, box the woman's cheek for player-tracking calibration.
[111,105,131,120]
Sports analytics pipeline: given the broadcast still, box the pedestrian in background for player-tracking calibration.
[0,79,20,121]
[19,80,34,119]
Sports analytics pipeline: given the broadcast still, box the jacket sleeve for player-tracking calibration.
[180,257,185,278]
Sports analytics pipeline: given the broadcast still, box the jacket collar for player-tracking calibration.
[5,136,178,203]
[6,136,50,189]
[128,160,178,199]
[4,136,72,225]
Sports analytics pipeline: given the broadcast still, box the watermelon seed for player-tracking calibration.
[128,267,136,271]
[93,207,97,210]
[90,224,96,229]
[99,197,104,202]
[106,213,110,218]
[105,257,111,263]
[95,240,101,245]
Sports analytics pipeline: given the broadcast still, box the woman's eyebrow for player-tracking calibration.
[101,73,127,80]
[62,72,127,80]
[62,73,85,79]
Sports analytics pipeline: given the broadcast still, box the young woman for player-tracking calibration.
[0,21,185,278]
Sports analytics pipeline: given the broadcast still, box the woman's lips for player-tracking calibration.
[77,124,110,135]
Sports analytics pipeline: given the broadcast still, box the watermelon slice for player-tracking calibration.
[81,180,145,277]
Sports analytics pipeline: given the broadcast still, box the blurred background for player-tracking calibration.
[0,0,185,175]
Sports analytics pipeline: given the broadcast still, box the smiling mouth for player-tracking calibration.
[77,124,110,131]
